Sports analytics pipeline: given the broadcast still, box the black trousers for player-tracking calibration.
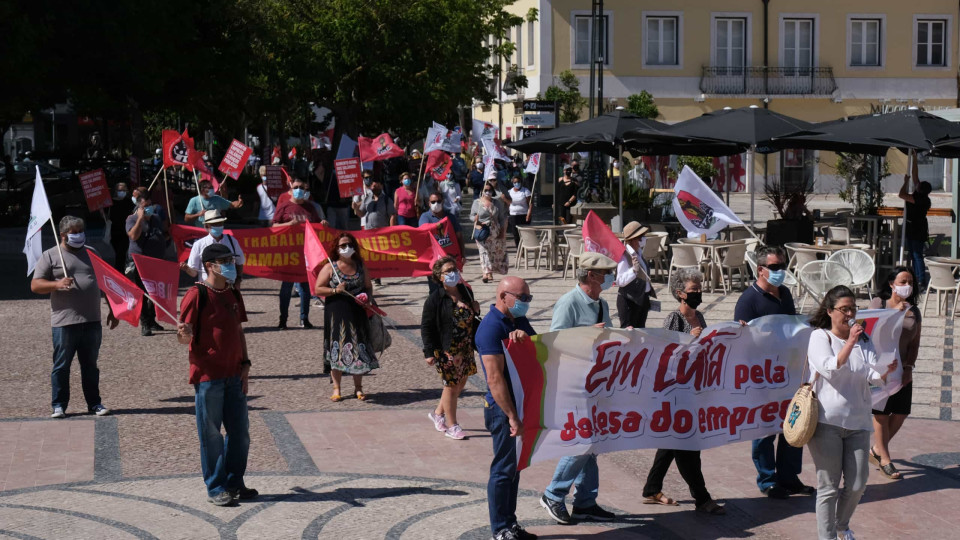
[642,449,711,506]
[617,292,650,329]
[508,214,528,247]
[127,265,157,327]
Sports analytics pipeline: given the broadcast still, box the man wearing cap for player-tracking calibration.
[177,243,256,507]
[540,252,616,524]
[182,210,245,289]
[126,190,167,336]
[615,221,656,329]
[185,179,243,226]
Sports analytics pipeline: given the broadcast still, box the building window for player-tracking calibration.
[917,19,947,66]
[528,22,535,67]
[783,18,814,74]
[850,19,881,66]
[715,17,746,72]
[646,16,679,65]
[515,25,522,68]
[574,15,610,66]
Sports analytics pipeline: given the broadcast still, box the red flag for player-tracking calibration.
[303,223,330,297]
[310,135,321,150]
[582,210,626,262]
[132,254,180,325]
[181,129,198,171]
[271,145,281,164]
[358,133,404,162]
[425,150,453,180]
[87,250,143,327]
[162,130,190,169]
[288,146,297,160]
[279,167,293,191]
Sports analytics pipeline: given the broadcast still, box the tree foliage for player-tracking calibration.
[626,91,659,119]
[542,70,586,124]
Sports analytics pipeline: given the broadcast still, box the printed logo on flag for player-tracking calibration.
[375,136,393,156]
[170,139,190,166]
[141,279,172,300]
[583,238,613,258]
[103,275,137,310]
[676,190,717,230]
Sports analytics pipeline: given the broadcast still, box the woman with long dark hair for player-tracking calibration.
[806,286,897,540]
[868,266,921,480]
[315,232,378,402]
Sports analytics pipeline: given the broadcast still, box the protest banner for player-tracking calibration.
[88,250,143,326]
[334,157,364,198]
[132,254,181,325]
[219,139,253,180]
[78,169,113,212]
[504,310,904,470]
[264,166,287,198]
[358,133,404,162]
[171,219,462,282]
[673,165,744,236]
[582,210,625,262]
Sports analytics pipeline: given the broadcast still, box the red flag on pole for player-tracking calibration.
[303,223,330,297]
[288,146,297,160]
[582,210,626,262]
[181,129,198,171]
[358,133,404,162]
[162,130,190,169]
[132,254,180,325]
[425,150,453,180]
[271,145,281,164]
[87,250,143,327]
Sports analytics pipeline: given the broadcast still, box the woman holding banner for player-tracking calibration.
[641,268,726,515]
[806,286,898,540]
[315,233,378,402]
[470,181,509,283]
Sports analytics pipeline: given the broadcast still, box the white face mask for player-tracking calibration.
[339,246,355,258]
[638,237,647,250]
[893,284,913,299]
[430,202,443,213]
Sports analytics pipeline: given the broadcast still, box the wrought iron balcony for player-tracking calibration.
[700,66,837,96]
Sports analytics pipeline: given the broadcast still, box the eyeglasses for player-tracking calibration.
[762,263,787,271]
[833,306,857,315]
[504,291,534,303]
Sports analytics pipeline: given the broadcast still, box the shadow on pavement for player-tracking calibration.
[362,388,483,406]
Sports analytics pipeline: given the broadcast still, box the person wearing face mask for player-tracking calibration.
[314,233,378,401]
[273,179,325,329]
[420,192,463,292]
[351,172,375,229]
[394,172,418,225]
[181,210,246,289]
[555,165,579,225]
[614,221,656,329]
[185,180,242,226]
[417,173,440,213]
[439,172,462,217]
[354,176,396,231]
[868,266,922,480]
[469,160,485,197]
[733,246,811,500]
[108,182,134,271]
[475,276,536,540]
[420,256,480,440]
[126,190,167,336]
[31,216,119,419]
[540,252,617,525]
[470,182,509,283]
[641,268,725,515]
[176,243,256,507]
[256,165,278,226]
[502,175,531,247]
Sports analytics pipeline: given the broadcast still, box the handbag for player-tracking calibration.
[368,313,392,354]
[783,356,821,448]
[473,222,491,242]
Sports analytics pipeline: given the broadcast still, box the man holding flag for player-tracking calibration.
[126,190,168,337]
[31,216,118,419]
[185,179,243,226]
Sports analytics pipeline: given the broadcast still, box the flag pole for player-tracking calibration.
[145,166,164,192]
[49,217,69,279]
[414,154,426,216]
[143,291,179,323]
[898,151,913,264]
[162,167,172,222]
[526,165,539,223]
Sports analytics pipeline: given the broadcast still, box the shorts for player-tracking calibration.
[872,381,912,416]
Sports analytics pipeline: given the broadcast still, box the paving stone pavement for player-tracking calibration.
[2,200,960,539]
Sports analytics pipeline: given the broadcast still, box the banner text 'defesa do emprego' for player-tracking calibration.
[504,311,904,470]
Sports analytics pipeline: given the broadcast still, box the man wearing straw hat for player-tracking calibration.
[615,221,656,329]
[181,209,245,289]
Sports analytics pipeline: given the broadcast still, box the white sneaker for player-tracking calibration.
[51,406,65,419]
[428,412,447,432]
[838,530,856,540]
[445,424,465,440]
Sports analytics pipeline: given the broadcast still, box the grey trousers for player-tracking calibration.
[806,423,871,540]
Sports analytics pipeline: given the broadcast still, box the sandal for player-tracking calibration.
[869,447,881,467]
[879,462,902,480]
[643,492,679,506]
[355,389,367,401]
[696,499,726,515]
[330,389,342,402]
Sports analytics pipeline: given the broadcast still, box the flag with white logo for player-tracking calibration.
[672,166,743,236]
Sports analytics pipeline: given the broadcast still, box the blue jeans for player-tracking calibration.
[325,206,350,230]
[51,322,102,411]
[279,281,310,322]
[905,237,927,287]
[752,433,803,491]
[484,401,520,535]
[195,376,250,496]
[397,215,417,227]
[545,453,599,508]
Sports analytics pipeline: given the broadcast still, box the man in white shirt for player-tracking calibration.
[351,171,375,229]
[628,159,651,189]
[256,165,277,226]
[439,173,462,217]
[615,221,656,328]
[181,210,246,289]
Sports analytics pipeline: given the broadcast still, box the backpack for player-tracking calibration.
[191,283,242,343]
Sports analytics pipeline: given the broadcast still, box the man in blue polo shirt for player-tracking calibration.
[476,276,537,540]
[734,245,813,500]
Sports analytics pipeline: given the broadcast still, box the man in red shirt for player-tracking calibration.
[177,243,255,507]
[273,177,322,329]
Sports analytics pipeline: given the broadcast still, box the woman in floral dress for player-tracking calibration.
[470,180,509,282]
[315,232,378,401]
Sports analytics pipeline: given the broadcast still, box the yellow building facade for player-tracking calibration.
[475,0,959,193]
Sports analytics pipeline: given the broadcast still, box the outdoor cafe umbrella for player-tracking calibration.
[665,106,813,226]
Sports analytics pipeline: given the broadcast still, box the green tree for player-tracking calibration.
[543,70,586,124]
[626,91,659,119]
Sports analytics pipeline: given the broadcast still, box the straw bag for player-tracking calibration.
[783,357,821,448]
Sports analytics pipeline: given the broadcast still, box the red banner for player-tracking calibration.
[425,150,453,181]
[171,220,462,282]
[582,210,626,262]
[78,169,113,212]
[132,254,180,325]
[265,166,287,199]
[334,157,363,198]
[219,139,253,180]
[303,222,330,295]
[358,133,404,162]
[87,250,143,327]
[162,130,190,169]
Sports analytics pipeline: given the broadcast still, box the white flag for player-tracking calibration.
[483,155,497,181]
[472,119,499,142]
[482,139,511,162]
[425,122,446,153]
[524,153,542,175]
[24,167,53,275]
[672,165,743,236]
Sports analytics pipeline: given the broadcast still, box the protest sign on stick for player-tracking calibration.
[219,139,254,180]
[334,157,364,198]
[265,166,286,198]
[79,169,113,212]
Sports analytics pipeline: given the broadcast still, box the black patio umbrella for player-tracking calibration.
[506,109,675,157]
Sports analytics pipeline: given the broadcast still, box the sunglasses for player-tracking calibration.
[430,200,442,204]
[762,263,787,271]
[505,291,534,303]
[338,243,355,249]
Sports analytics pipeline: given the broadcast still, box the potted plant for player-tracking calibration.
[761,175,815,246]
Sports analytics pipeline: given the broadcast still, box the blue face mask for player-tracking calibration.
[403,178,411,187]
[601,273,615,291]
[143,205,154,217]
[216,262,237,283]
[766,269,786,287]
[292,188,306,200]
[513,182,521,189]
[509,300,530,318]
[208,226,223,237]
[442,271,460,287]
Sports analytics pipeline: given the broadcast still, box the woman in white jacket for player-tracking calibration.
[806,285,897,540]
